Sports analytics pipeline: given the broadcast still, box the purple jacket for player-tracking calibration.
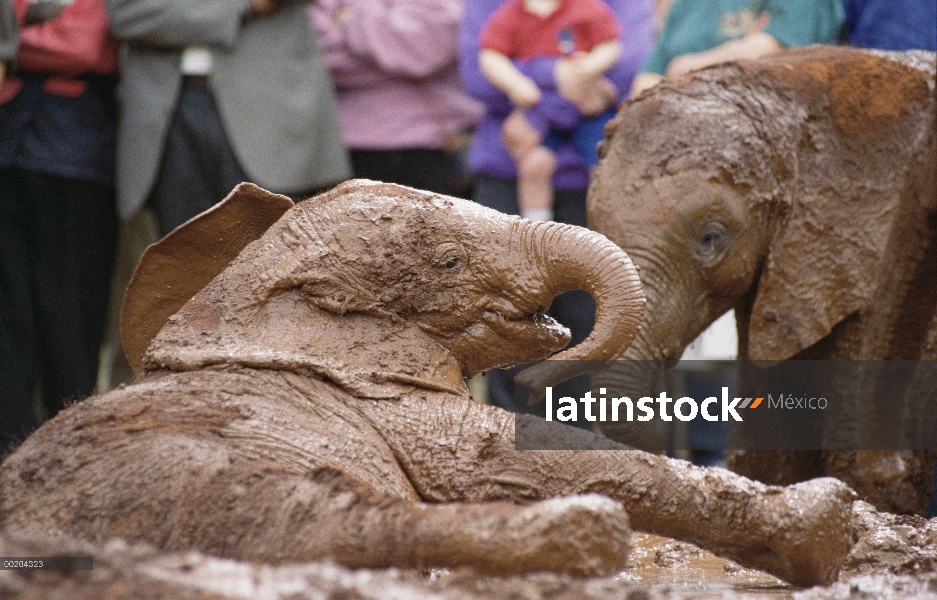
[459,0,654,188]
[311,0,482,150]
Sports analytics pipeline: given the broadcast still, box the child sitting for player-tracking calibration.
[479,0,622,221]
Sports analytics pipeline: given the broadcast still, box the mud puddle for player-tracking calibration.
[416,531,796,599]
[616,532,792,596]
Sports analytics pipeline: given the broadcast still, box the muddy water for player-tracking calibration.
[619,532,793,597]
[401,532,798,599]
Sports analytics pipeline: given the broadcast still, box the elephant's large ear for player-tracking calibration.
[120,183,293,375]
[746,213,879,360]
[744,48,932,360]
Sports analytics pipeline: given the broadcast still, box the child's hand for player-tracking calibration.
[508,77,542,108]
[555,59,617,115]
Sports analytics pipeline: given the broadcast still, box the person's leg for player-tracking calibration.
[473,174,518,215]
[25,171,118,418]
[516,147,557,221]
[929,459,937,518]
[350,149,453,196]
[0,168,41,445]
[148,84,250,237]
[551,186,588,228]
[502,110,556,221]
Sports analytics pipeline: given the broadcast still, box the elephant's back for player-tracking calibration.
[0,368,418,543]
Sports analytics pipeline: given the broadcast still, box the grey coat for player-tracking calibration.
[0,0,17,63]
[106,0,350,220]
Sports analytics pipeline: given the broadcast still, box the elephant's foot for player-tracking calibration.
[609,453,857,586]
[733,477,857,587]
[495,495,633,575]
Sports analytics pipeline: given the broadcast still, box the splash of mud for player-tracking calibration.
[842,500,937,576]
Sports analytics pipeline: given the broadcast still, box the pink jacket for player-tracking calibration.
[310,0,482,151]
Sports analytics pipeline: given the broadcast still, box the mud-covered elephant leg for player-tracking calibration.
[517,423,854,587]
[364,396,855,587]
[844,92,937,514]
[171,456,633,575]
[1,429,630,576]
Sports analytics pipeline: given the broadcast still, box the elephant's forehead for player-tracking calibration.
[597,166,723,211]
[279,184,521,255]
[387,192,516,227]
[444,197,512,222]
[296,183,508,226]
[603,91,763,180]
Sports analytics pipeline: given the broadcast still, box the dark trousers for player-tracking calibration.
[473,175,595,424]
[148,84,252,237]
[350,148,454,196]
[0,168,117,446]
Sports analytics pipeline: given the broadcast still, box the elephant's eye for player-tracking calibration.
[433,242,466,273]
[695,222,730,264]
[444,256,462,271]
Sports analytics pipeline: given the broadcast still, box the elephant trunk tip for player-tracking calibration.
[516,222,646,398]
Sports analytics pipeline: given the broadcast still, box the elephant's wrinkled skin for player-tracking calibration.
[588,47,937,514]
[1,181,855,586]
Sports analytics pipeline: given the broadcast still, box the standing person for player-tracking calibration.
[460,0,654,415]
[0,0,119,444]
[309,0,481,196]
[478,0,622,222]
[0,0,15,83]
[630,0,845,97]
[105,0,351,236]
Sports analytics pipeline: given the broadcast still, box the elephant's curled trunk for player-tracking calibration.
[516,221,645,393]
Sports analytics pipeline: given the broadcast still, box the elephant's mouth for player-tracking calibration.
[484,310,571,354]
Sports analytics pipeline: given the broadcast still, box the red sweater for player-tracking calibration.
[480,0,622,59]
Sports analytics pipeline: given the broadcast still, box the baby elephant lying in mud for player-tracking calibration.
[0,181,855,586]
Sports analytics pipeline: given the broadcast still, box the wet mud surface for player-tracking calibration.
[843,501,937,576]
[3,501,934,600]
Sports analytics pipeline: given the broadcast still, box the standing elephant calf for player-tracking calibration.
[0,181,854,586]
[587,46,937,514]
